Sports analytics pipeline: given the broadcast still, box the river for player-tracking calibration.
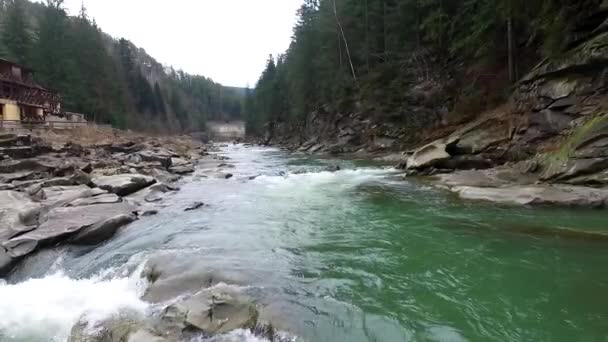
[1,144,607,342]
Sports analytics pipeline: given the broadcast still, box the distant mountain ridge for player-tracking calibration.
[0,0,245,132]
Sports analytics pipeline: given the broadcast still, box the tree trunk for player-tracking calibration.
[364,0,370,72]
[332,0,358,85]
[507,16,515,82]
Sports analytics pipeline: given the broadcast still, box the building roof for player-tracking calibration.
[0,58,34,73]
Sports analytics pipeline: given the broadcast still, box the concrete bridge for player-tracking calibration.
[206,120,246,141]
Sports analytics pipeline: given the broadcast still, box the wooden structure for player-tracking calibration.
[0,58,62,126]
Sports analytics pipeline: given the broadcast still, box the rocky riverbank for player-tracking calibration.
[0,128,238,278]
[265,17,608,209]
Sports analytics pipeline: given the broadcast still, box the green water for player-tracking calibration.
[4,145,608,342]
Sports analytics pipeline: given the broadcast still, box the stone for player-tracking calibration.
[67,193,121,207]
[407,137,455,170]
[184,202,205,211]
[169,165,195,175]
[540,158,608,182]
[451,185,608,208]
[91,174,156,196]
[0,246,14,276]
[324,165,341,172]
[38,185,105,207]
[4,202,136,258]
[68,310,144,342]
[0,191,40,242]
[141,256,241,303]
[141,210,159,217]
[161,284,258,335]
[0,159,52,173]
[0,171,35,183]
[170,157,189,167]
[309,144,325,153]
[128,330,168,342]
[137,150,175,168]
[71,213,137,245]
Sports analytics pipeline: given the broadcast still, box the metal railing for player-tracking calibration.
[0,119,88,130]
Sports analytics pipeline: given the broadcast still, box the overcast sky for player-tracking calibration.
[61,0,303,87]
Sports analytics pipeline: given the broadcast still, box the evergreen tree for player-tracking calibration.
[1,0,31,64]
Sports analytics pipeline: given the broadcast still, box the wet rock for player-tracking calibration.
[68,310,144,342]
[91,174,156,196]
[0,246,14,276]
[128,330,169,342]
[4,202,136,258]
[141,257,240,303]
[161,284,258,335]
[451,185,608,208]
[324,165,341,172]
[170,157,189,167]
[184,202,205,211]
[71,213,137,245]
[223,173,234,179]
[147,169,181,184]
[141,210,159,217]
[0,190,40,242]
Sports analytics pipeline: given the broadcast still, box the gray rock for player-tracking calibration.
[407,138,455,170]
[0,191,40,242]
[0,246,14,276]
[4,202,136,258]
[38,185,105,207]
[128,330,168,342]
[71,213,137,245]
[451,185,608,208]
[170,157,189,167]
[184,202,205,211]
[92,174,156,196]
[137,150,176,168]
[68,310,144,342]
[161,284,258,335]
[309,144,325,153]
[169,165,195,175]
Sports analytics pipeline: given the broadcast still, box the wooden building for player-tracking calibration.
[0,58,62,126]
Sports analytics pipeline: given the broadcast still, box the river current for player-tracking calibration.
[1,145,607,341]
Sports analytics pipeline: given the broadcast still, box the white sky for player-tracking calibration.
[61,0,303,87]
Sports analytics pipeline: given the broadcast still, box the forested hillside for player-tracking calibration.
[0,0,244,132]
[248,0,603,143]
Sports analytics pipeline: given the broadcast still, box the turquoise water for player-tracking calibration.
[2,145,607,341]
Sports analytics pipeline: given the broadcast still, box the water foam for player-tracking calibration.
[0,272,148,342]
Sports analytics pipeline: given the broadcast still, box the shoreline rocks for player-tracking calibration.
[0,133,216,278]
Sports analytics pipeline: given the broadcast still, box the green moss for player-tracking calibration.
[544,113,608,163]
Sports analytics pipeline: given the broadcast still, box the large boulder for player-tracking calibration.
[161,284,258,335]
[0,191,40,242]
[91,174,156,196]
[137,149,177,168]
[4,202,136,258]
[451,185,608,208]
[406,137,456,170]
[68,310,145,342]
[71,213,137,245]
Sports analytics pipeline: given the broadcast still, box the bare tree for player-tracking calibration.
[332,0,358,85]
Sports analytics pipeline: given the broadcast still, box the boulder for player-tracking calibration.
[0,159,53,173]
[451,185,608,208]
[4,202,136,258]
[71,213,137,245]
[170,157,189,167]
[184,202,205,211]
[0,191,40,242]
[37,185,105,207]
[169,165,194,175]
[92,174,156,196]
[0,246,14,276]
[141,256,240,303]
[68,310,144,342]
[137,150,176,168]
[67,193,122,207]
[128,330,169,342]
[407,137,455,170]
[161,284,258,335]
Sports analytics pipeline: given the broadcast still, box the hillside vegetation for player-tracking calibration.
[247,0,602,142]
[0,0,245,132]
